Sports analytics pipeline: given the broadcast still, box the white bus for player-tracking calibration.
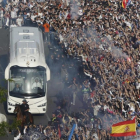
[5,27,50,114]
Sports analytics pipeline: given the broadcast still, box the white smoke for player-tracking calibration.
[110,46,128,60]
[131,137,140,140]
[70,2,79,19]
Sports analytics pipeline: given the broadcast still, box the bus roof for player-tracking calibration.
[10,27,45,67]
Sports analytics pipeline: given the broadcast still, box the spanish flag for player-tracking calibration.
[122,0,128,9]
[110,119,136,137]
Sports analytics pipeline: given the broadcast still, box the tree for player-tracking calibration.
[0,79,18,136]
[0,119,21,136]
[0,121,9,136]
[0,78,15,103]
[0,86,7,103]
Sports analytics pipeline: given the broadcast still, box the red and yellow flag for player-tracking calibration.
[110,119,136,137]
[122,0,128,9]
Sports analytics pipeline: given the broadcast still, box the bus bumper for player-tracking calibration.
[7,99,47,114]
[7,104,47,114]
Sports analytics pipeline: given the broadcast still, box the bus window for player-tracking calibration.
[9,66,46,97]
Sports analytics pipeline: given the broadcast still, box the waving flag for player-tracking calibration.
[110,119,136,137]
[58,125,61,138]
[125,21,132,30]
[127,0,131,6]
[122,0,128,9]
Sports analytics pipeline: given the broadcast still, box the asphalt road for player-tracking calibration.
[0,28,83,140]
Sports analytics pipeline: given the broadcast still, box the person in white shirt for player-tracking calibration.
[77,7,83,16]
[14,6,19,13]
[38,11,43,18]
[13,0,19,4]
[94,104,101,116]
[14,128,21,140]
[29,2,34,9]
[10,8,17,25]
[10,21,17,28]
[0,7,4,28]
[5,5,9,12]
[16,15,23,26]
[136,79,140,90]
[31,12,37,21]
[32,78,42,89]
[23,125,28,134]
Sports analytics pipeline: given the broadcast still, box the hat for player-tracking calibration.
[22,99,27,103]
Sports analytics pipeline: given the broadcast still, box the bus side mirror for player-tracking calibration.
[46,65,50,81]
[5,65,10,80]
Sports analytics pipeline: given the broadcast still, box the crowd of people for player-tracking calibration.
[1,0,140,139]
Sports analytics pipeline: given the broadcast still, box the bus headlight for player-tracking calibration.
[38,103,46,107]
[8,102,15,106]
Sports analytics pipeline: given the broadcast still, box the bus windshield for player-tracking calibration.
[9,66,46,97]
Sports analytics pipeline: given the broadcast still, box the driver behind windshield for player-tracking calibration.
[32,78,42,89]
[13,84,22,92]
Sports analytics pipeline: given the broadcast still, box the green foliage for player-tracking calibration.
[7,79,15,83]
[3,78,15,84]
[9,119,21,130]
[0,79,15,103]
[0,79,20,136]
[0,86,7,103]
[0,119,21,136]
[0,121,9,136]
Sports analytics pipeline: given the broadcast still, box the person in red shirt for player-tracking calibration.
[43,21,50,43]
